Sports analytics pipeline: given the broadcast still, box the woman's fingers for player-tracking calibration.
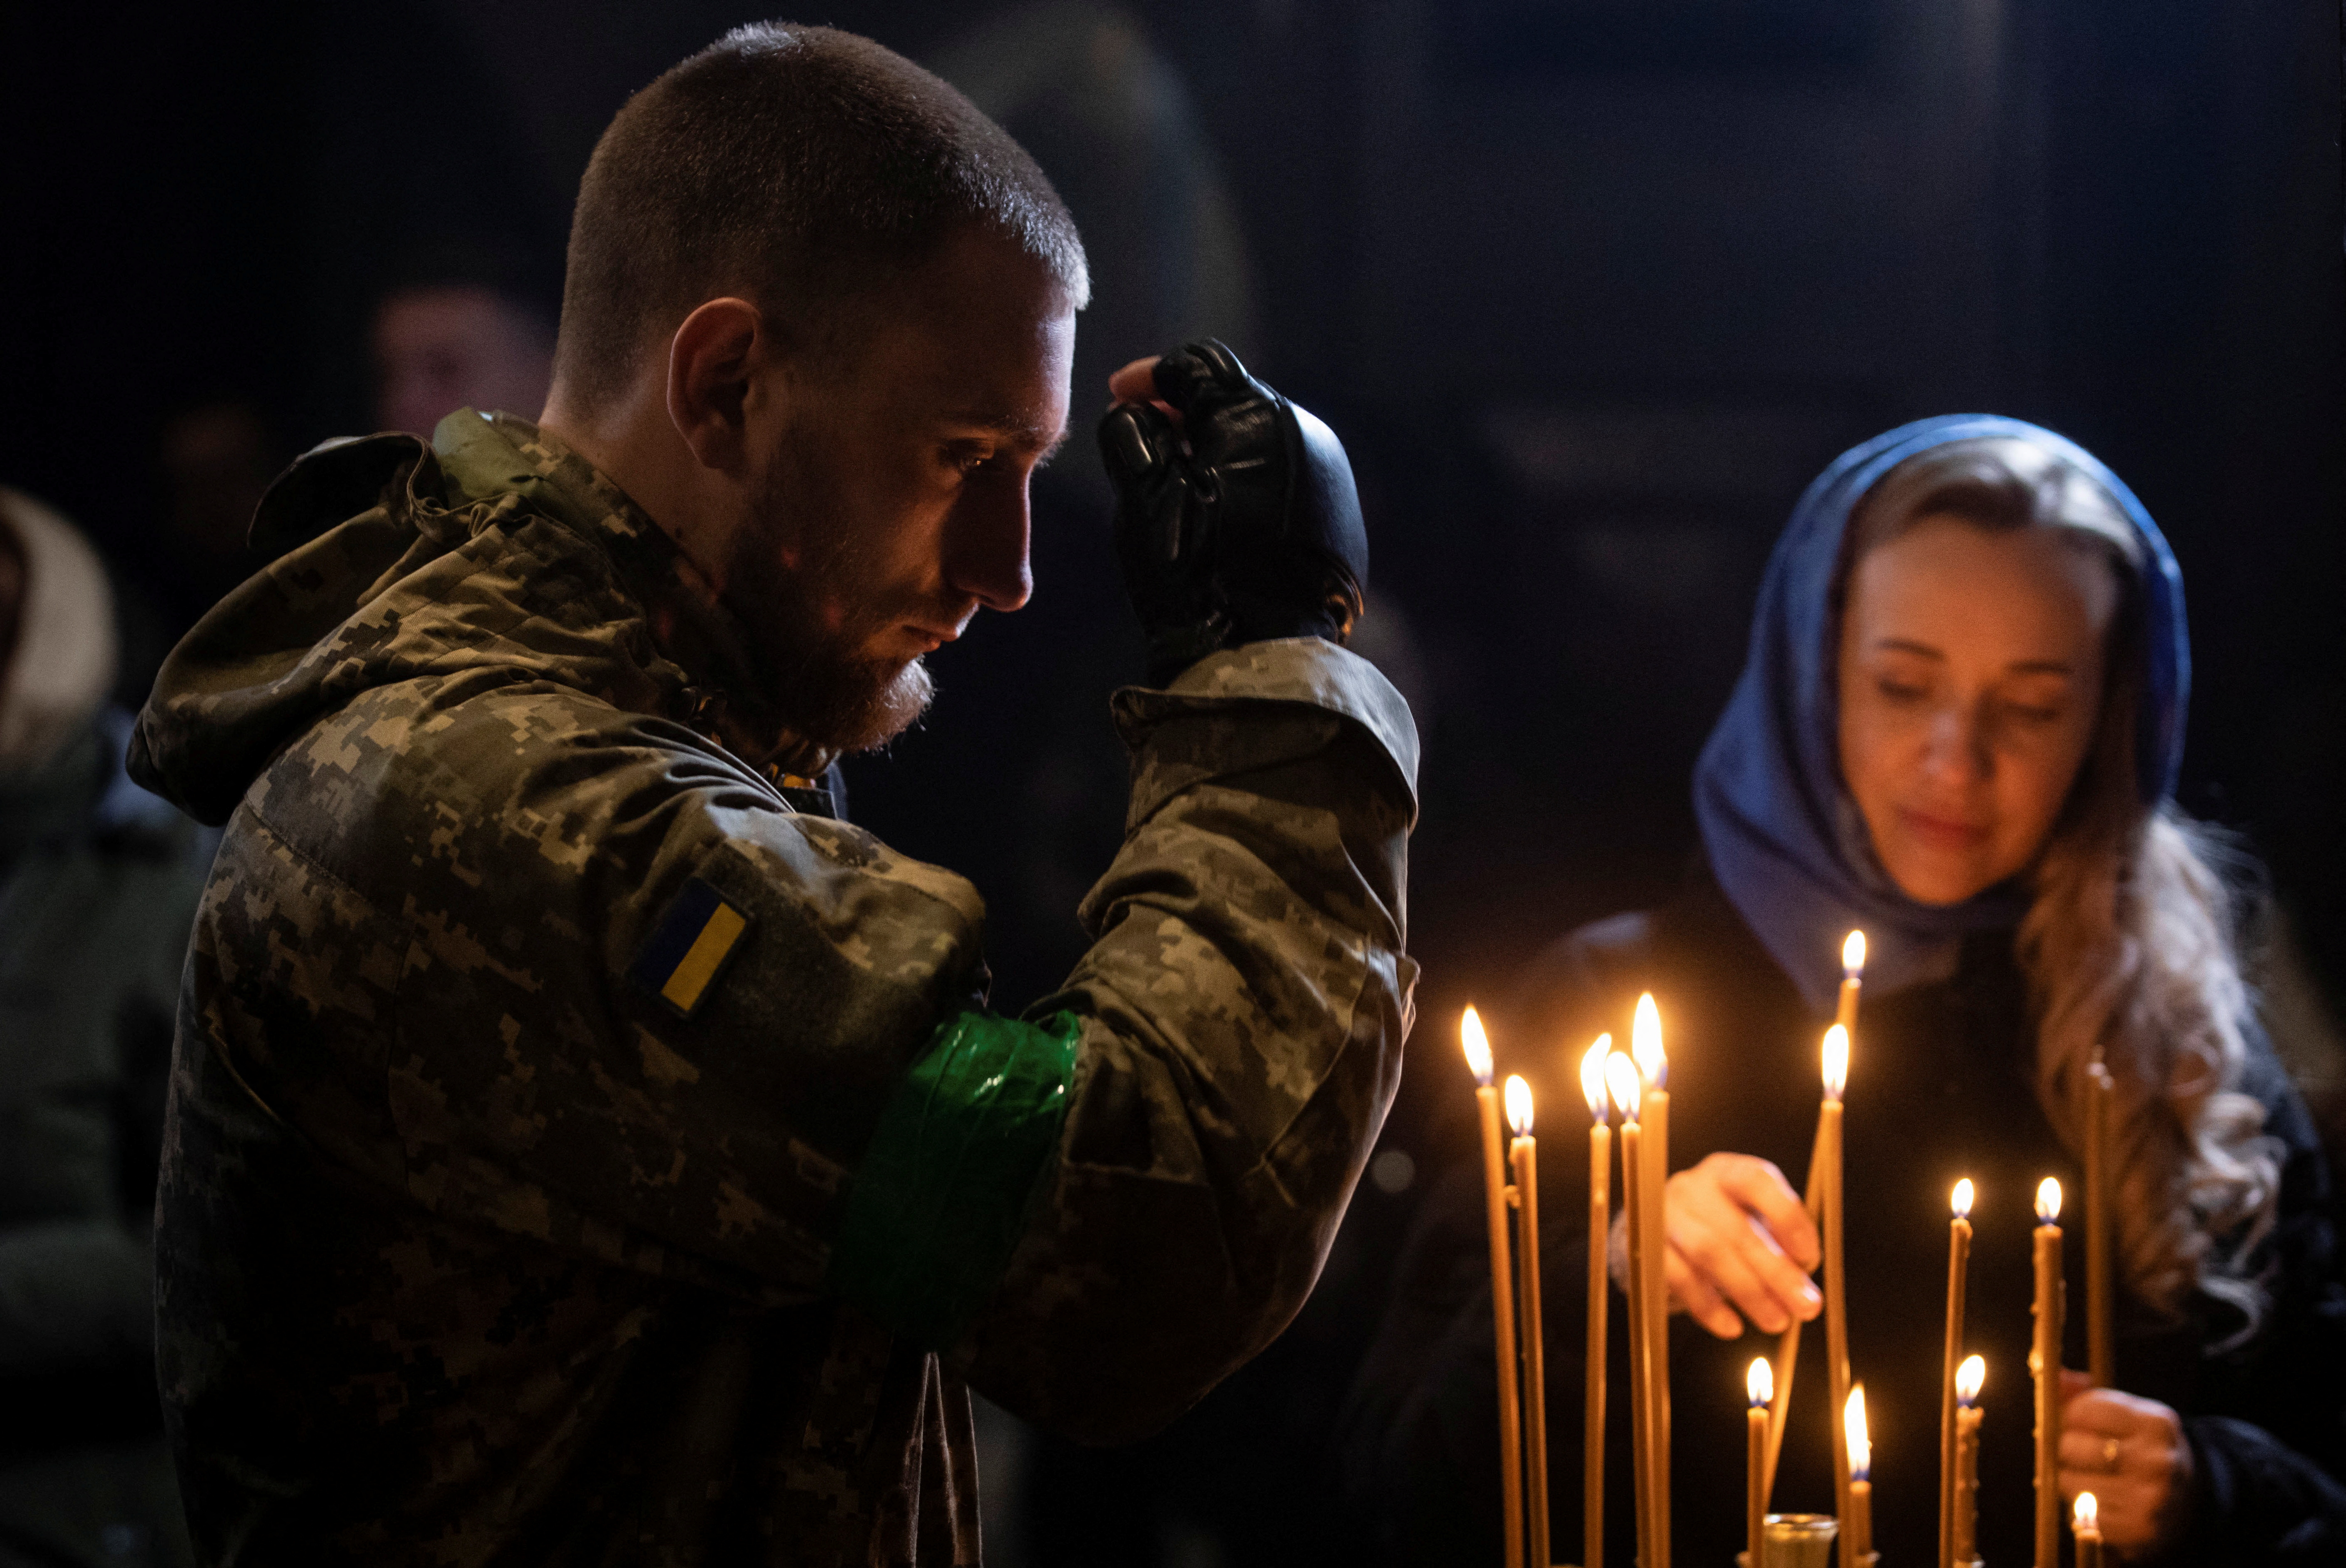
[2055,1387,2192,1556]
[1624,1201,1743,1337]
[1667,1188,1793,1334]
[1712,1154,1822,1272]
[2058,1384,2131,1437]
[1662,1154,1824,1337]
[1664,1246,1743,1339]
[2054,1468,2164,1553]
[2054,1464,2167,1554]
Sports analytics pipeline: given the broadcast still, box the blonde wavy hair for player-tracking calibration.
[1850,439,2283,1339]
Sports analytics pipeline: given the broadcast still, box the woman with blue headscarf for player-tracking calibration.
[1339,419,2345,1565]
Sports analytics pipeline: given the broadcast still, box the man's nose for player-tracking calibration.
[944,477,1034,613]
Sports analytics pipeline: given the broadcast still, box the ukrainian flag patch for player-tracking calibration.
[629,876,751,1019]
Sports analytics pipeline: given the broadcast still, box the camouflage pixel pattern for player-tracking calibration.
[129,412,1419,1565]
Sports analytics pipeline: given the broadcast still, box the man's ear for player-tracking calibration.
[666,298,767,474]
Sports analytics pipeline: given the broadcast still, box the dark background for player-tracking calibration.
[3,3,2338,1563]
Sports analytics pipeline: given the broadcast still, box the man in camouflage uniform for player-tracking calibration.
[129,23,1416,1565]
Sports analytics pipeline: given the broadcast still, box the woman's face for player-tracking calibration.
[1837,515,2120,906]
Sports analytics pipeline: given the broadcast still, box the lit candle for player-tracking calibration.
[1508,1076,1551,1568]
[2033,1178,2066,1568]
[1631,994,1672,1568]
[1954,1355,1985,1565]
[1836,929,1866,1040]
[1821,1024,1852,1568]
[1581,1037,1613,1568]
[1748,1358,1773,1568]
[1939,1179,1974,1568]
[1607,1051,1655,1568]
[2073,1490,2105,1568]
[1464,1009,1525,1568]
[1766,934,1863,1498]
[1763,1304,1801,1505]
[2086,1056,2115,1387]
[1844,1384,1874,1566]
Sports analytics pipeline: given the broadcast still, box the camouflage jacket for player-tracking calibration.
[129,411,1419,1566]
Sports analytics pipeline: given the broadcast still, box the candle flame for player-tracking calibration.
[2037,1176,2063,1224]
[1631,993,1666,1089]
[1505,1074,1534,1136]
[1580,1034,1612,1122]
[1605,1052,1642,1121]
[1461,1007,1492,1086]
[1952,1178,1974,1219]
[1747,1356,1773,1407]
[1821,1024,1849,1101]
[2074,1492,2098,1533]
[1956,1354,1985,1404]
[1843,929,1867,978]
[1844,1385,1870,1480]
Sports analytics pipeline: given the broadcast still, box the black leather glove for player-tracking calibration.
[1097,340,1369,686]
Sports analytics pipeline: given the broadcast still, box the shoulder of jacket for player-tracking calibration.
[251,432,437,557]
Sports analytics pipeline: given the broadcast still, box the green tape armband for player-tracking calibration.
[827,1009,1082,1347]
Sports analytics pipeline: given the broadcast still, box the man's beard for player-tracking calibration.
[728,470,937,756]
[776,631,933,755]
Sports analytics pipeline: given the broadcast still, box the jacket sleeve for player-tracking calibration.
[194,660,1004,1304]
[2170,1032,2346,1563]
[207,639,1413,1355]
[938,639,1420,1442]
[2181,1417,2346,1563]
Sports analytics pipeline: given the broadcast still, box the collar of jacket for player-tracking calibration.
[428,410,831,780]
[132,411,838,826]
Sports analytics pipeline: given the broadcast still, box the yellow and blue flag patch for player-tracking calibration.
[629,876,751,1019]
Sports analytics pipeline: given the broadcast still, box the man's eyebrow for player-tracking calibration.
[1874,638,1946,660]
[947,409,1066,451]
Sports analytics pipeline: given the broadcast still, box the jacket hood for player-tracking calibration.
[131,412,807,827]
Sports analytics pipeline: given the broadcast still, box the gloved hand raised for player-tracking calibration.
[1097,340,1369,686]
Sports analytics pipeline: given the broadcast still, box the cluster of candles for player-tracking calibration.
[1463,930,2120,1568]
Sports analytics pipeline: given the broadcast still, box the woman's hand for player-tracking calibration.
[2059,1371,2194,1558]
[1612,1152,1822,1338]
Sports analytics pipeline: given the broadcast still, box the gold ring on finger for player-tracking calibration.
[2102,1436,2122,1471]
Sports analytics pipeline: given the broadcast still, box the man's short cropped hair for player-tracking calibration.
[555,23,1090,407]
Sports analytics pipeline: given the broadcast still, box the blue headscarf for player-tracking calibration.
[1693,415,2189,1012]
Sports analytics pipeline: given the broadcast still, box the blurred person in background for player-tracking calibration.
[143,399,286,645]
[370,241,559,438]
[1344,418,2346,1565]
[0,487,208,1568]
